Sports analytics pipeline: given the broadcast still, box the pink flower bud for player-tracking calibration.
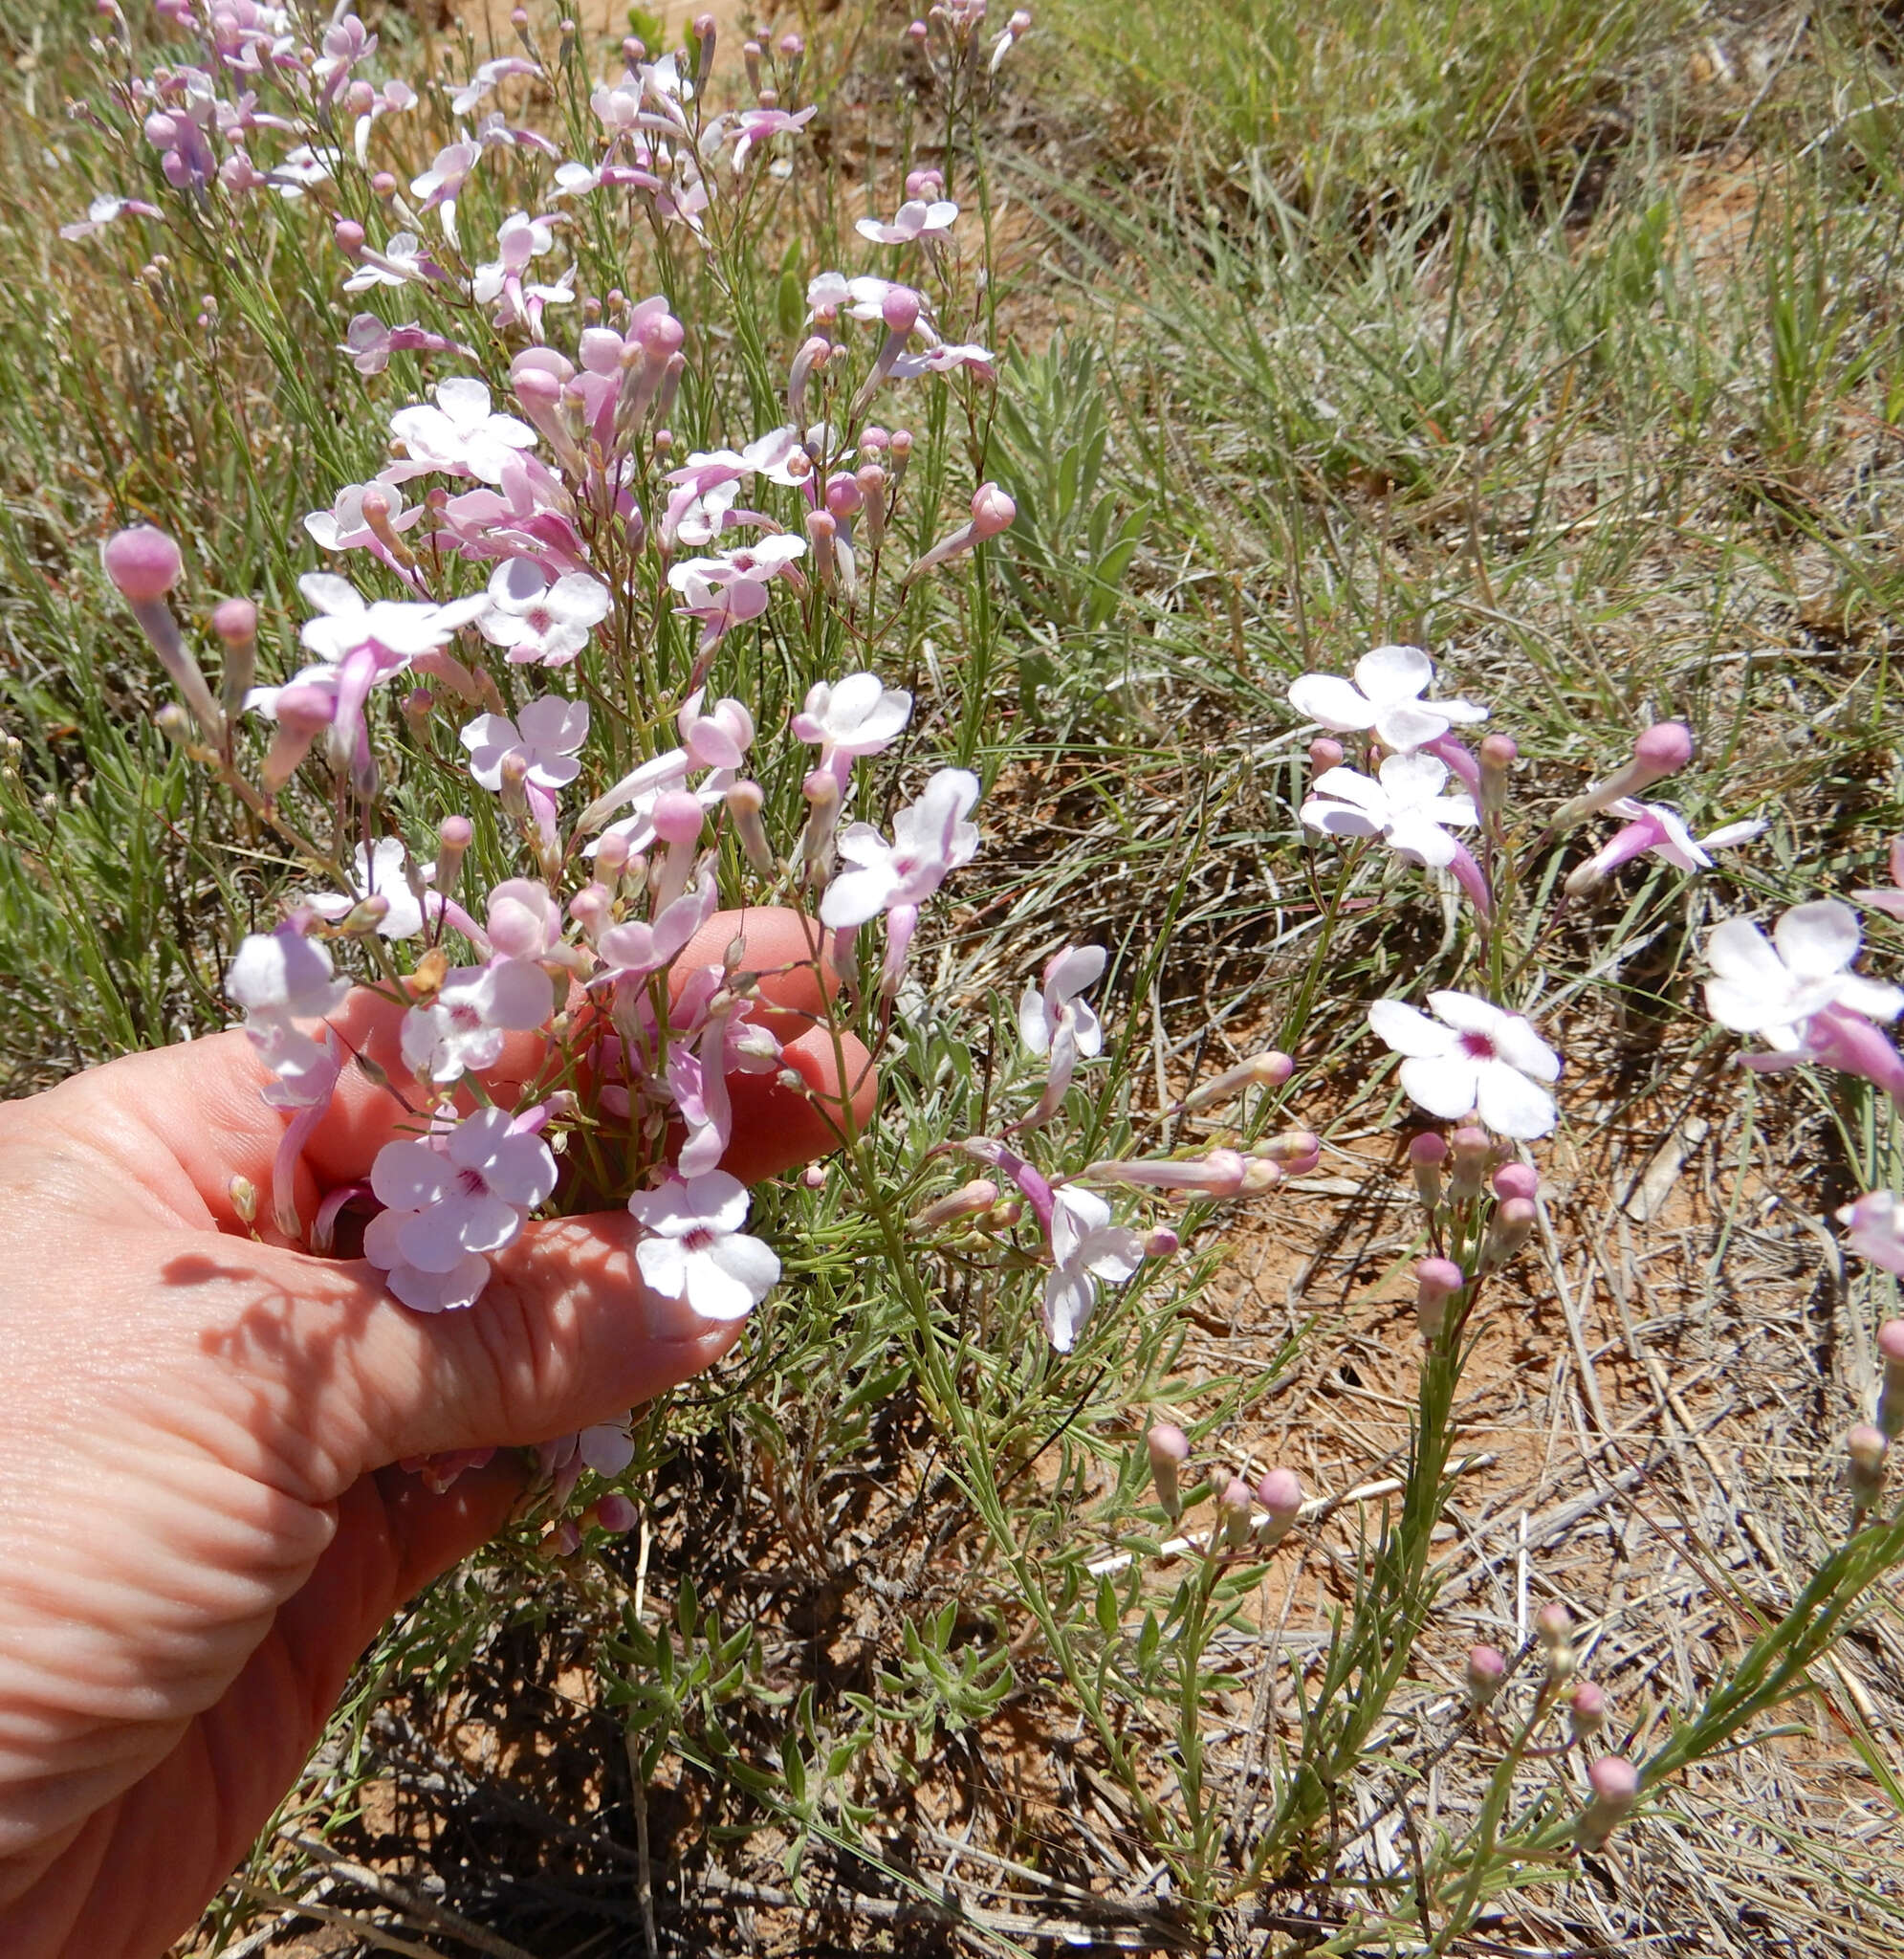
[725,778,775,874]
[1308,737,1345,772]
[1492,1161,1538,1201]
[103,525,183,603]
[1143,1225,1180,1258]
[593,1492,639,1534]
[371,170,397,198]
[862,426,890,452]
[211,596,256,644]
[274,682,334,736]
[1409,1131,1447,1208]
[1182,1050,1294,1112]
[1147,1421,1190,1519]
[1878,1319,1904,1440]
[1465,1643,1507,1708]
[333,218,365,257]
[1632,720,1693,778]
[1574,1756,1639,1852]
[1848,1423,1889,1510]
[912,1178,999,1230]
[1536,1599,1576,1682]
[651,790,705,847]
[882,286,921,334]
[1217,1474,1253,1549]
[778,31,804,56]
[907,18,930,41]
[970,482,1016,537]
[825,472,864,519]
[542,1519,582,1557]
[1255,1466,1302,1546]
[1567,1680,1608,1743]
[1478,733,1517,818]
[1481,1196,1537,1271]
[1414,1256,1464,1339]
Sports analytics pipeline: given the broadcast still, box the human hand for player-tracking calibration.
[0,908,872,1959]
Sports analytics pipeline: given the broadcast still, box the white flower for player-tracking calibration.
[1368,991,1562,1139]
[1704,900,1903,1051]
[303,476,422,553]
[1301,753,1477,868]
[1019,944,1106,1062]
[1288,645,1488,754]
[856,198,959,245]
[303,837,431,939]
[366,1107,558,1310]
[410,138,478,208]
[627,1170,780,1321]
[1841,1191,1904,1276]
[460,695,589,794]
[269,143,340,196]
[388,377,537,485]
[1041,1185,1145,1353]
[475,557,613,666]
[341,230,434,292]
[229,921,350,1021]
[297,571,486,665]
[791,671,912,767]
[820,768,980,928]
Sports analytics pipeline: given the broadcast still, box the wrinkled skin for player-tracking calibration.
[0,909,872,1958]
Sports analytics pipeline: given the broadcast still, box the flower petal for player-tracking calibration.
[1368,998,1455,1058]
[1774,899,1861,980]
[1288,672,1379,732]
[1353,643,1433,704]
[1398,1052,1482,1119]
[1474,1060,1557,1139]
[371,1138,451,1210]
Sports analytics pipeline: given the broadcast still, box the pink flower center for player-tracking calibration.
[525,606,553,634]
[682,1224,716,1253]
[1458,1030,1498,1062]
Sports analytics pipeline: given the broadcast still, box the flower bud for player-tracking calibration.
[333,217,365,258]
[434,813,471,899]
[1465,1643,1507,1708]
[1147,1422,1190,1520]
[228,1173,258,1224]
[1477,733,1517,821]
[593,1492,639,1534]
[103,524,183,604]
[1848,1423,1889,1512]
[1182,1050,1293,1112]
[1216,1474,1253,1549]
[1448,1125,1492,1201]
[1491,1161,1538,1202]
[337,893,390,936]
[912,1178,999,1230]
[1479,1196,1537,1272]
[801,1161,828,1190]
[1255,1128,1320,1165]
[499,750,531,824]
[725,778,776,874]
[1573,1756,1639,1853]
[1143,1225,1180,1258]
[1567,1679,1608,1744]
[211,596,257,721]
[1877,1319,1904,1441]
[1551,721,1694,835]
[1308,737,1345,773]
[1536,1600,1576,1684]
[970,482,1016,538]
[542,1519,582,1557]
[1413,1256,1465,1340]
[1409,1131,1447,1209]
[1255,1466,1302,1547]
[651,789,705,848]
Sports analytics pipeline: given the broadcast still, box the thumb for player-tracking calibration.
[235,1210,746,1490]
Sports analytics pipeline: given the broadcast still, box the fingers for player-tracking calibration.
[722,1025,876,1181]
[246,1209,748,1478]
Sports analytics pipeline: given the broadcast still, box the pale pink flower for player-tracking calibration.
[59,193,163,242]
[791,671,912,783]
[1287,645,1487,754]
[388,378,538,486]
[297,572,486,665]
[1018,944,1108,1129]
[667,536,805,649]
[1704,901,1903,1052]
[366,1106,557,1310]
[410,138,479,242]
[856,197,959,245]
[340,230,440,292]
[1565,799,1762,893]
[1368,992,1561,1140]
[1301,752,1477,868]
[303,476,424,554]
[627,1170,780,1320]
[821,768,980,927]
[229,920,350,1024]
[1042,1184,1145,1352]
[461,696,588,792]
[400,958,555,1082]
[450,55,542,117]
[1839,1192,1904,1276]
[303,837,431,939]
[476,558,613,666]
[487,877,564,958]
